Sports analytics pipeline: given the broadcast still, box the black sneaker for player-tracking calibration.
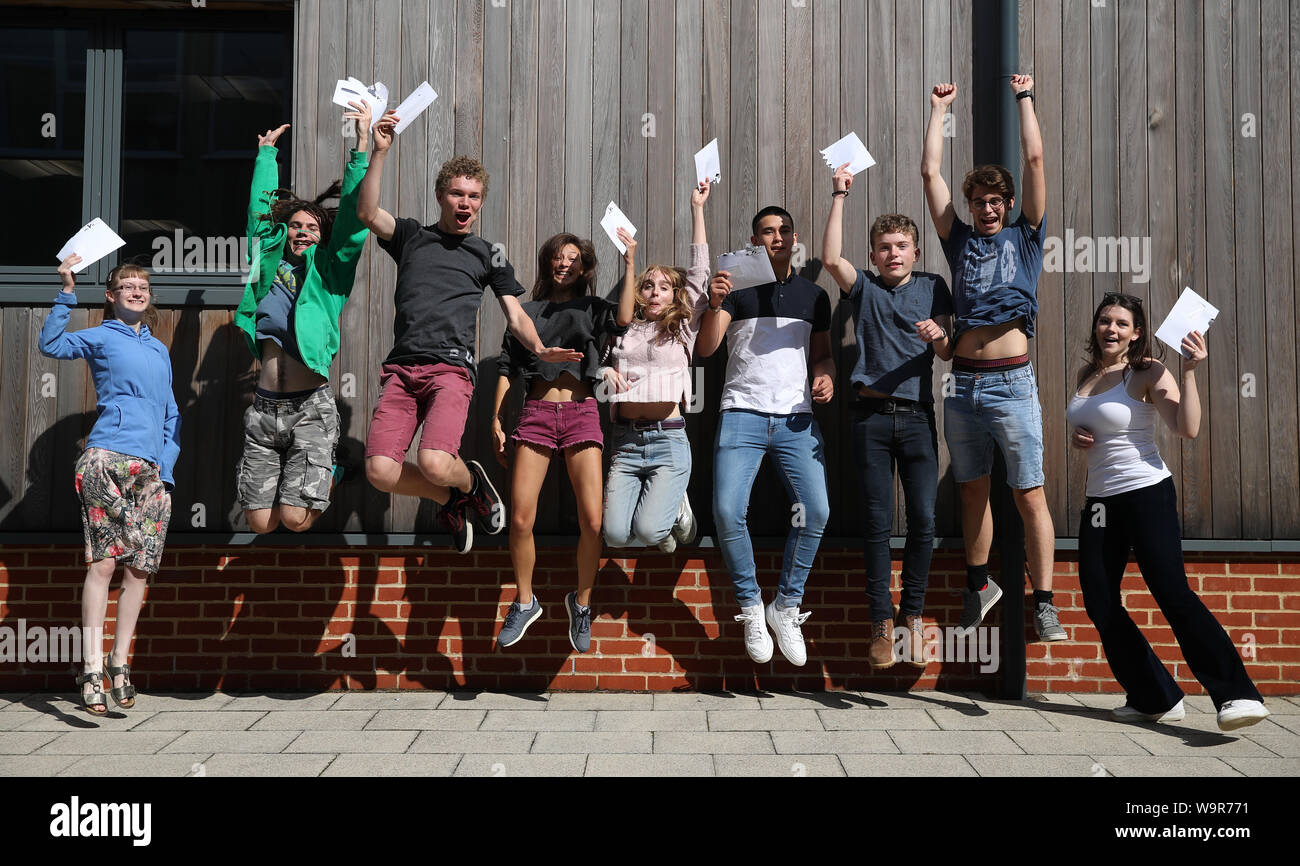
[959,577,1002,633]
[437,493,473,555]
[463,459,506,535]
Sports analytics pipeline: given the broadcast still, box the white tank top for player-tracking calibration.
[1065,372,1172,498]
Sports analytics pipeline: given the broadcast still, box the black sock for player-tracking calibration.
[966,564,989,593]
[1033,589,1054,607]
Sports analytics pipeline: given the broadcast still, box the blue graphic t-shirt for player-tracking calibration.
[939,214,1044,339]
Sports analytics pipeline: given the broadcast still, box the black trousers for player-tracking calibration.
[1078,477,1261,713]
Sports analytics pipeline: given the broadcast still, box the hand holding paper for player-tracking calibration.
[392,82,438,134]
[694,138,722,187]
[331,77,389,130]
[1154,287,1218,359]
[717,246,778,291]
[56,219,126,275]
[820,132,876,176]
[600,202,637,254]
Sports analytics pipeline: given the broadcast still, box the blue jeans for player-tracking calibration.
[943,363,1045,489]
[603,424,692,547]
[712,410,830,608]
[851,399,938,622]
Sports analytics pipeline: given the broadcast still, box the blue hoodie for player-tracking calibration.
[39,294,182,488]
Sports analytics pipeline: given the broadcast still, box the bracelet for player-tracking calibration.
[1015,90,1035,101]
[831,189,849,198]
[708,303,723,313]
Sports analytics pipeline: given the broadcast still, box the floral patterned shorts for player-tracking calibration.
[74,448,172,575]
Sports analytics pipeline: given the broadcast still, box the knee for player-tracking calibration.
[714,498,745,531]
[245,510,280,535]
[959,478,989,504]
[279,509,316,533]
[417,451,458,487]
[629,514,660,547]
[578,510,602,539]
[510,508,536,537]
[86,559,116,582]
[798,496,830,532]
[365,457,399,492]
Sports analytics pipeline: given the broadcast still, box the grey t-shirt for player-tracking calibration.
[846,268,953,403]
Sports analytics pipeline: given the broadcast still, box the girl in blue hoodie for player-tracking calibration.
[41,256,181,715]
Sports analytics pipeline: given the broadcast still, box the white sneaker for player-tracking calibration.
[735,604,773,664]
[672,493,697,545]
[656,532,678,554]
[765,600,811,667]
[1217,699,1269,732]
[1111,698,1186,724]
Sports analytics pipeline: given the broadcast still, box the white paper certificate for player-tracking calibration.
[694,138,722,186]
[600,201,637,254]
[56,218,126,274]
[1155,287,1219,357]
[392,82,438,134]
[717,246,778,291]
[819,131,876,176]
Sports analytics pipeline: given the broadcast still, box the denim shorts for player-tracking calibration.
[511,398,603,452]
[943,363,1045,489]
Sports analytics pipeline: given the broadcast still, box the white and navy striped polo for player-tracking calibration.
[719,273,832,414]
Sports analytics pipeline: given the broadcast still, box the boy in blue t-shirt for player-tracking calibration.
[823,163,954,670]
[921,74,1066,642]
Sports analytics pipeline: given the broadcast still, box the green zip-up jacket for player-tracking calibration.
[234,144,370,378]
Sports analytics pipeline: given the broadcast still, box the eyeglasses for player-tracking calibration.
[968,196,1006,211]
[112,282,150,295]
[1101,292,1143,306]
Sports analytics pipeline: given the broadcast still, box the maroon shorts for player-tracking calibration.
[365,362,474,462]
[511,398,604,452]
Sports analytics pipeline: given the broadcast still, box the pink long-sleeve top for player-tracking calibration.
[604,243,711,408]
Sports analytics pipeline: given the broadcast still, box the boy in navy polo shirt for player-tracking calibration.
[697,206,835,667]
[823,160,953,670]
[922,75,1065,642]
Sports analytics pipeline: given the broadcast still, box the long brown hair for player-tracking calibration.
[533,233,597,301]
[259,180,342,246]
[1079,292,1163,386]
[633,265,693,346]
[102,263,160,332]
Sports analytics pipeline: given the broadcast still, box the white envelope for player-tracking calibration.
[717,246,778,291]
[331,77,389,130]
[694,138,722,186]
[1155,287,1218,357]
[392,82,438,134]
[56,218,126,274]
[600,202,637,254]
[820,131,876,176]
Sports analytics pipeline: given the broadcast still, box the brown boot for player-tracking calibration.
[869,618,895,670]
[901,615,927,668]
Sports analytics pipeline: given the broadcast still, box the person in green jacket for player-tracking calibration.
[232,101,372,533]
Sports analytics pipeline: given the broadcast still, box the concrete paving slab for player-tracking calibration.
[545,693,653,711]
[200,753,334,777]
[770,730,899,755]
[755,692,878,710]
[713,755,845,777]
[454,754,585,777]
[13,710,157,732]
[322,753,461,777]
[481,710,595,731]
[59,754,213,777]
[653,731,774,754]
[1092,755,1240,777]
[248,710,374,731]
[127,693,238,711]
[928,708,1057,731]
[0,755,81,776]
[966,754,1113,777]
[330,692,447,711]
[586,754,714,777]
[0,711,46,731]
[859,691,979,710]
[1006,731,1152,756]
[409,730,533,754]
[840,754,978,776]
[0,732,63,754]
[1121,732,1276,758]
[1066,694,1129,710]
[1220,757,1300,777]
[439,692,551,710]
[35,731,181,755]
[1238,732,1300,758]
[651,693,763,711]
[134,711,265,731]
[963,692,1085,710]
[1263,713,1300,735]
[708,709,823,731]
[816,709,936,731]
[0,694,31,710]
[367,709,485,730]
[1037,708,1149,732]
[286,730,417,753]
[889,730,1024,755]
[221,693,342,711]
[595,710,707,731]
[160,731,298,754]
[532,731,652,754]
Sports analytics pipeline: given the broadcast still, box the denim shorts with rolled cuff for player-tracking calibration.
[511,398,604,452]
[942,362,1045,489]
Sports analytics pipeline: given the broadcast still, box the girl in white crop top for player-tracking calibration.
[1068,294,1268,731]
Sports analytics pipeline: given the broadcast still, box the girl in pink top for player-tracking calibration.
[601,179,712,553]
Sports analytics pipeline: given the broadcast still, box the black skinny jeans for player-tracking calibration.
[1078,476,1261,713]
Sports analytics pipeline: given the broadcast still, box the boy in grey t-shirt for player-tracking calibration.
[823,163,953,671]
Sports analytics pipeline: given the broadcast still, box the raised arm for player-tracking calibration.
[356,110,399,241]
[39,255,98,360]
[247,124,289,240]
[694,272,733,358]
[922,83,958,241]
[1011,74,1045,230]
[821,163,858,294]
[1150,331,1207,439]
[615,230,638,328]
[691,177,710,246]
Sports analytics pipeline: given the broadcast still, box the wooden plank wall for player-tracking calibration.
[1,0,1296,542]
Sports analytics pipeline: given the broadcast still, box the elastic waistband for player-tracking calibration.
[255,384,329,405]
[614,418,686,431]
[952,354,1030,374]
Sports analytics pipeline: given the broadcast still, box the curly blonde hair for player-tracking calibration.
[633,265,693,345]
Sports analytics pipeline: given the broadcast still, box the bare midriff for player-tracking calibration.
[258,340,327,393]
[613,400,681,422]
[953,320,1029,363]
[526,371,593,403]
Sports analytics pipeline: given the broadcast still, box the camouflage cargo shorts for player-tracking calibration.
[237,385,339,512]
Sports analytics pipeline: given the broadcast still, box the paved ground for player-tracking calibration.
[2,690,1297,777]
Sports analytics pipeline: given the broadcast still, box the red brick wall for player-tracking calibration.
[1,546,1295,695]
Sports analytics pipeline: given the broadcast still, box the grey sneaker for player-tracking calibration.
[672,493,697,545]
[1034,601,1067,641]
[657,533,678,554]
[497,596,542,649]
[959,577,1002,633]
[564,591,592,653]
